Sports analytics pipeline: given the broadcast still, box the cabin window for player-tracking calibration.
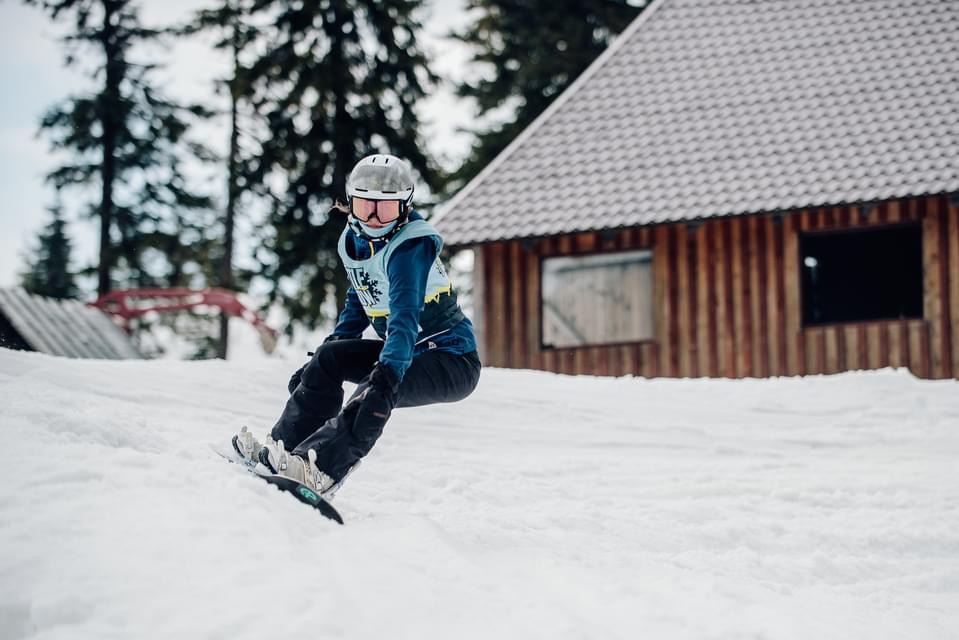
[541,249,654,348]
[800,224,923,326]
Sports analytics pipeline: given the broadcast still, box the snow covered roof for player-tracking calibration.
[436,0,959,246]
[0,288,142,359]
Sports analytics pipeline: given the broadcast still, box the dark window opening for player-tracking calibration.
[0,313,32,352]
[801,224,923,326]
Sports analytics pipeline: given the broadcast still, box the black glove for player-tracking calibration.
[288,335,349,394]
[287,364,306,394]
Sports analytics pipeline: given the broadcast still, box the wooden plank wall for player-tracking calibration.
[476,194,959,379]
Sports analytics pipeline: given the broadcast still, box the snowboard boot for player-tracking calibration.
[258,444,336,496]
[230,426,260,465]
[230,426,276,467]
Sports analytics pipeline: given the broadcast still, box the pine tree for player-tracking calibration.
[450,0,644,190]
[244,0,438,328]
[181,0,259,357]
[21,205,80,300]
[26,0,216,296]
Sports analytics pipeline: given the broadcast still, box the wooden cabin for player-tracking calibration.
[435,0,959,379]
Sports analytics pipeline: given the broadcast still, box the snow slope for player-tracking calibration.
[1,347,957,640]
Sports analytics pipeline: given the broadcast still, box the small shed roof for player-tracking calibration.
[0,288,142,359]
[436,0,959,246]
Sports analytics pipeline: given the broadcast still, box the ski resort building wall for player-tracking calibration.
[470,193,959,380]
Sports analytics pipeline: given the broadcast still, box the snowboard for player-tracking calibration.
[210,443,344,525]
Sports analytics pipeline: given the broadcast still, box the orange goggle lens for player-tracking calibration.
[351,198,401,223]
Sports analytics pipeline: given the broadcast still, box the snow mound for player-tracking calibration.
[1,348,958,639]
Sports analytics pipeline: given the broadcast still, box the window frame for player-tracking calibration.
[538,247,656,351]
[798,221,925,329]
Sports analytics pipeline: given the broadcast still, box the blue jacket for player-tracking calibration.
[329,212,477,381]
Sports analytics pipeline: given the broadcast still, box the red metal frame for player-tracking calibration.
[93,288,279,353]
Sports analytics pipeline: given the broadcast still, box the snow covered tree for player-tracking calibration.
[243,0,438,328]
[26,0,216,296]
[450,0,644,190]
[20,205,80,300]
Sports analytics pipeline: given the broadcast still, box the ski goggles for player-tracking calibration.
[351,197,402,223]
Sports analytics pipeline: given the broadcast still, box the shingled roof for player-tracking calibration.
[0,288,142,359]
[435,0,959,246]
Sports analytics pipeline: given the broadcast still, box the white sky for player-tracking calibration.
[0,0,477,289]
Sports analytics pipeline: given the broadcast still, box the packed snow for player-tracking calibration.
[1,346,958,639]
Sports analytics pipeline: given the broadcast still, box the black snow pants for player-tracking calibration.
[271,339,481,482]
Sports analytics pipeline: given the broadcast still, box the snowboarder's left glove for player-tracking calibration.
[288,335,349,394]
[288,364,306,394]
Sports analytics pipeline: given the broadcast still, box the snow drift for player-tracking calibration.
[1,348,957,639]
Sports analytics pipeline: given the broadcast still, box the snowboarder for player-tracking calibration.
[231,154,481,497]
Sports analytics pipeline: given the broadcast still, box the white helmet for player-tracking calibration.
[346,154,415,207]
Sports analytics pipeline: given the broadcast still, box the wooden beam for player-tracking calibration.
[765,215,784,375]
[934,197,954,378]
[783,214,802,375]
[837,321,848,372]
[922,199,944,377]
[624,343,639,377]
[948,197,959,379]
[804,327,821,373]
[755,217,770,376]
[488,243,509,368]
[654,226,671,377]
[866,322,882,370]
[509,241,525,369]
[539,238,557,373]
[641,342,659,378]
[576,231,598,254]
[843,325,861,371]
[666,225,681,377]
[888,319,905,369]
[574,346,587,376]
[697,223,713,376]
[525,240,542,371]
[878,200,903,222]
[714,219,731,377]
[836,205,851,229]
[687,225,701,377]
[856,324,867,371]
[676,223,693,377]
[731,217,748,377]
[909,321,929,378]
[825,326,840,374]
[595,345,610,378]
[747,217,761,376]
